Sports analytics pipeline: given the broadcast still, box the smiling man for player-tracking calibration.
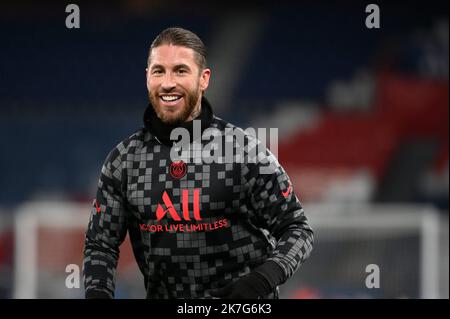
[83,27,314,299]
[147,38,210,125]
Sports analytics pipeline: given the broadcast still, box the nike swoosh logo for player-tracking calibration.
[94,200,101,213]
[282,184,292,198]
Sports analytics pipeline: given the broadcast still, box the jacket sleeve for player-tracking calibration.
[243,137,314,286]
[83,146,128,298]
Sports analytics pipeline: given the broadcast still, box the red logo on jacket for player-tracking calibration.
[156,189,201,221]
[169,161,187,179]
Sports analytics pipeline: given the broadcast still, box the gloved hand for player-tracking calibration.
[85,289,112,299]
[209,271,273,299]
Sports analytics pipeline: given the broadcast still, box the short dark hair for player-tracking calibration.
[148,27,207,70]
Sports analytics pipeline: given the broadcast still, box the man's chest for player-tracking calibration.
[124,145,244,222]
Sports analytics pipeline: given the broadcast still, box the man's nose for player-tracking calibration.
[161,73,176,91]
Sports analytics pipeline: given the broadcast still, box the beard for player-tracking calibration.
[149,85,201,125]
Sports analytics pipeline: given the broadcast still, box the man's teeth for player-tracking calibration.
[161,95,181,102]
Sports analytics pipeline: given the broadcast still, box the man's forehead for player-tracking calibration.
[149,44,196,66]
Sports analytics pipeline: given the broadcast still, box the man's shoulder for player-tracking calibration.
[115,127,147,150]
[211,115,232,129]
[212,116,253,136]
[211,116,260,143]
[105,128,149,161]
[212,116,279,170]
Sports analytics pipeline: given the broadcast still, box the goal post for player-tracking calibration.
[279,203,443,299]
[13,201,142,299]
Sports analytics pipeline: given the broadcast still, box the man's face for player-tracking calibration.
[146,44,210,124]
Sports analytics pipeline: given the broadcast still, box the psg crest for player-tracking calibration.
[169,161,187,179]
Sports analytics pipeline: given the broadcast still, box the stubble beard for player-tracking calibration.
[149,86,201,125]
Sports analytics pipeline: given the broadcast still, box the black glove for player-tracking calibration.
[85,290,111,299]
[209,261,285,299]
[209,271,272,299]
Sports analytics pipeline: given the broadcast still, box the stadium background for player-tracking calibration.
[0,0,448,298]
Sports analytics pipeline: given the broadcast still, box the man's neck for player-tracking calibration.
[186,102,202,122]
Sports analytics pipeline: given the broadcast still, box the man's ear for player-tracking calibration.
[200,68,211,92]
[145,67,151,90]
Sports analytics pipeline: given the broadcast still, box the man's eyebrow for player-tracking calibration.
[150,64,191,71]
[173,64,191,70]
[150,64,164,70]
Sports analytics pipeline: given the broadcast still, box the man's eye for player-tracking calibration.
[177,69,187,74]
[152,70,163,75]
